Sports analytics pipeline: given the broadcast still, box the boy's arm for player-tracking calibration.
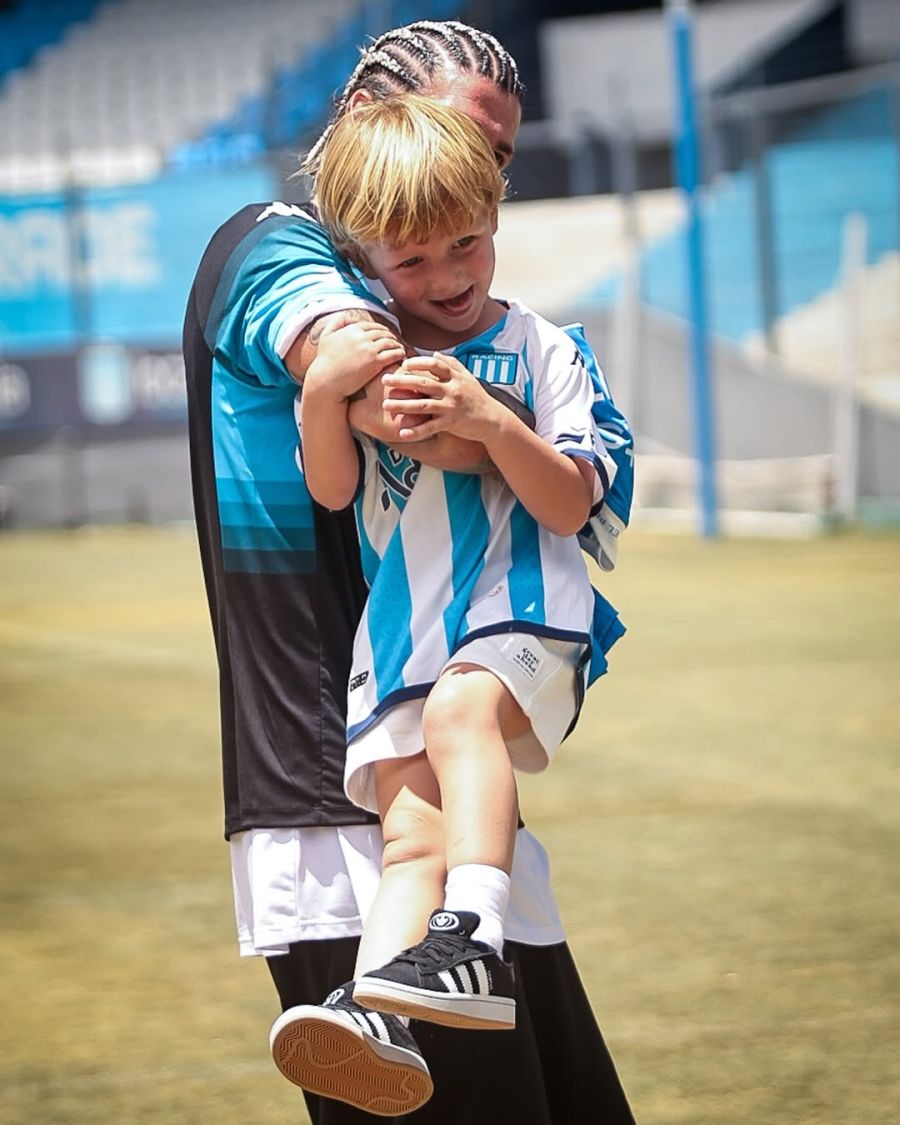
[299,318,404,510]
[476,401,595,534]
[289,312,492,475]
[383,355,593,536]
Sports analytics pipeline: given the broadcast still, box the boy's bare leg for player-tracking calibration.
[353,667,524,1029]
[423,662,526,875]
[353,753,445,977]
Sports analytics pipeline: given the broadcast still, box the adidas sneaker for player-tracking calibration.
[354,910,516,1030]
[269,982,433,1116]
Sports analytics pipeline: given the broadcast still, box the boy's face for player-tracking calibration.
[358,209,498,348]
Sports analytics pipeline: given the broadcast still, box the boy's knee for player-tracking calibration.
[423,665,487,739]
[381,804,443,875]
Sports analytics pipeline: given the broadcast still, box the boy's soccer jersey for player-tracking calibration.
[344,298,623,745]
[184,201,390,838]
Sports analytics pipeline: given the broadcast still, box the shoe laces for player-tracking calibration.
[394,931,474,969]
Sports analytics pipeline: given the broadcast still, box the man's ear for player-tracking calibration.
[347,88,376,110]
[490,207,499,234]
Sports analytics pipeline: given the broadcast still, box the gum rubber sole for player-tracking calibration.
[270,1008,433,1117]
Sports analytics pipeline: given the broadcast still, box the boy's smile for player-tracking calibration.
[359,209,504,349]
[431,285,476,319]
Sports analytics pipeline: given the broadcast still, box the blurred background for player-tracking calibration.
[0,0,897,532]
[1,3,899,1124]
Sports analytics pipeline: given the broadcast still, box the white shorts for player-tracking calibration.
[230,825,383,956]
[345,632,582,814]
[230,824,565,957]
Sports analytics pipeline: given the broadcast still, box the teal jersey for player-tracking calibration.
[184,202,386,836]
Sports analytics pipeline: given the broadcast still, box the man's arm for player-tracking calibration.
[287,311,492,473]
[347,371,492,473]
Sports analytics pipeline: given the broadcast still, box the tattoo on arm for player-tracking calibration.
[307,308,371,349]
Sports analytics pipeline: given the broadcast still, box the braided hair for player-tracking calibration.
[303,20,524,175]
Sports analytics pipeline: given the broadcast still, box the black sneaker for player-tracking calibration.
[354,910,516,1030]
[268,982,433,1116]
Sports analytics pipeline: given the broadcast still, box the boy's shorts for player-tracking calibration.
[344,632,582,814]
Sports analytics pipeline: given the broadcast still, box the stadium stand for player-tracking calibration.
[0,0,359,188]
[169,0,459,168]
[0,0,461,188]
[588,86,897,343]
[0,0,100,81]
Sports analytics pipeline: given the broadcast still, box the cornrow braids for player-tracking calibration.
[302,19,524,176]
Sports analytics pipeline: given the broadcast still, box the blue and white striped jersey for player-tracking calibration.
[345,298,624,745]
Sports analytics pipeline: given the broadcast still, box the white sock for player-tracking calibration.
[443,864,510,954]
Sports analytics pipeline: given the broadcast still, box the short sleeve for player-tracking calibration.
[212,211,395,389]
[531,337,617,510]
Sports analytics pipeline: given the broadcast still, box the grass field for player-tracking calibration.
[1,525,898,1124]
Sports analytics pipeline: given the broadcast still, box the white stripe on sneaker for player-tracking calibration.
[347,1009,376,1036]
[366,1010,391,1043]
[471,958,491,995]
[436,961,492,996]
[457,962,476,993]
[438,968,460,993]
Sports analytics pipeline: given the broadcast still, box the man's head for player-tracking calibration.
[303,20,524,175]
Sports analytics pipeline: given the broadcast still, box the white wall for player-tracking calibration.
[539,0,834,141]
[847,0,900,64]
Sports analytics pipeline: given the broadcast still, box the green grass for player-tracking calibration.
[1,526,898,1123]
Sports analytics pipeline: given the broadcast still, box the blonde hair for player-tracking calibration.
[314,94,506,253]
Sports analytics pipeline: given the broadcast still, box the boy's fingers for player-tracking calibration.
[397,421,439,440]
[384,373,447,393]
[399,356,449,376]
[384,398,437,414]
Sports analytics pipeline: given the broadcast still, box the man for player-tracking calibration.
[183,19,635,1124]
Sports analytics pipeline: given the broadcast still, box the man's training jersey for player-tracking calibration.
[343,298,625,745]
[184,202,390,838]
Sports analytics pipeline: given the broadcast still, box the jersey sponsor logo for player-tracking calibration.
[466,352,518,386]
[349,671,369,692]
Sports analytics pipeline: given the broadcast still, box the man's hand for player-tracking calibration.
[397,433,492,473]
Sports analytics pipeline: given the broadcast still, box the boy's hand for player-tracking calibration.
[382,354,505,442]
[304,319,406,402]
[348,373,489,471]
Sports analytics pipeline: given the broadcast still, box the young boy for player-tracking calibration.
[270,95,625,1113]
